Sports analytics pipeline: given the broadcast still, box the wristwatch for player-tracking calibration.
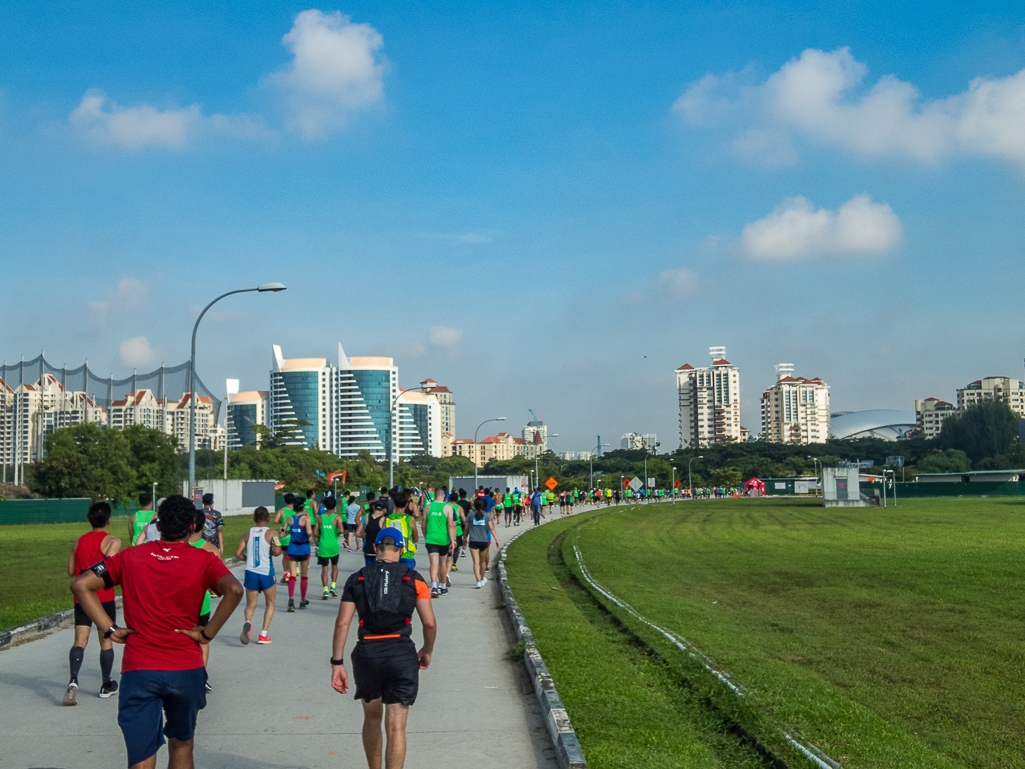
[104,624,119,639]
[330,657,345,666]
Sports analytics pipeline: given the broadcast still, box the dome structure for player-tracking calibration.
[829,410,917,441]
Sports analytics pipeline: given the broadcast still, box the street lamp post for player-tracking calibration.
[536,433,558,490]
[671,466,676,502]
[688,455,704,500]
[188,283,286,496]
[387,386,437,490]
[473,417,506,492]
[808,456,822,496]
[589,442,610,489]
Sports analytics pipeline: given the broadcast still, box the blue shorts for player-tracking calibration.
[244,571,276,591]
[401,558,416,569]
[118,667,207,766]
[365,555,376,567]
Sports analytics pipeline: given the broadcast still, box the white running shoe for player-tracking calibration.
[481,577,488,586]
[475,581,482,589]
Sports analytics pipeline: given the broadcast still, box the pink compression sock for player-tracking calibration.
[288,575,296,598]
[300,576,308,601]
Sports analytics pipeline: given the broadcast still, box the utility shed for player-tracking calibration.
[822,467,866,507]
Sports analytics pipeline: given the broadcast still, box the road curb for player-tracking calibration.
[498,519,589,769]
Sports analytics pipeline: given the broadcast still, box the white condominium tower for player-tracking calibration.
[270,344,441,460]
[676,347,741,449]
[760,364,831,444]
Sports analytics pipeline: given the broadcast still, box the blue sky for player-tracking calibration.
[2,2,1024,451]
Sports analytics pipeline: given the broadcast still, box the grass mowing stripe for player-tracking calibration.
[507,510,777,769]
[569,541,838,769]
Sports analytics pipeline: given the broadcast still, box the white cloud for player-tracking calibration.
[655,267,699,299]
[119,336,155,367]
[676,47,1025,167]
[741,194,903,261]
[429,326,463,347]
[420,230,499,244]
[89,276,149,329]
[70,90,273,149]
[266,9,387,139]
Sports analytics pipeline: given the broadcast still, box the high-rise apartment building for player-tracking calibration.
[419,379,455,437]
[108,390,224,451]
[621,432,657,451]
[914,397,957,439]
[676,347,742,448]
[523,421,548,456]
[450,432,527,467]
[270,343,440,462]
[759,364,830,444]
[227,390,268,449]
[956,376,1025,416]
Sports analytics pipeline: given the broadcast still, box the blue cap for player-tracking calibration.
[375,527,405,548]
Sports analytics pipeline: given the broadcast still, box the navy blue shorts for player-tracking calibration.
[118,668,207,766]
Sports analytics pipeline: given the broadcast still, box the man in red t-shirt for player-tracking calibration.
[72,495,243,769]
[65,501,122,705]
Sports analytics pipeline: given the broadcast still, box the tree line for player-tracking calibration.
[24,400,1023,502]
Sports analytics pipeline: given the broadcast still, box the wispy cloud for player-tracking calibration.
[419,230,499,244]
[741,194,903,260]
[88,276,148,330]
[675,47,1025,168]
[119,336,156,367]
[429,326,463,347]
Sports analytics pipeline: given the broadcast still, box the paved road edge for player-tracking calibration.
[499,528,589,769]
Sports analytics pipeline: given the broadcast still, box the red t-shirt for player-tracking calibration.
[74,530,116,604]
[103,540,232,672]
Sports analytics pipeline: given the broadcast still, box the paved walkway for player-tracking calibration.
[0,536,560,769]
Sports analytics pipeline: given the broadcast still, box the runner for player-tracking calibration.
[501,487,513,527]
[530,487,544,526]
[65,502,122,705]
[344,494,361,551]
[274,493,295,585]
[449,493,467,573]
[127,493,154,548]
[188,507,220,690]
[465,497,499,588]
[511,487,523,526]
[356,497,390,566]
[421,487,457,598]
[199,493,224,554]
[283,497,314,612]
[385,491,418,570]
[330,527,436,769]
[70,495,243,769]
[316,497,342,600]
[234,506,280,645]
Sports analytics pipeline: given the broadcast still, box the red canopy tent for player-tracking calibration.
[744,477,766,496]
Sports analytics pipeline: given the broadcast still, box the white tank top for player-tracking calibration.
[246,527,272,575]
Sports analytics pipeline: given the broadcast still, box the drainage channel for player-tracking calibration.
[570,542,841,769]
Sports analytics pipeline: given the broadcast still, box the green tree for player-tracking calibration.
[916,449,971,474]
[939,401,1019,463]
[33,423,136,503]
[122,424,179,497]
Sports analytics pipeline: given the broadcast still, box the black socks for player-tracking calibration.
[69,646,85,683]
[99,648,114,684]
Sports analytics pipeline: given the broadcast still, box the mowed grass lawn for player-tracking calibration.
[0,516,252,630]
[524,497,1025,769]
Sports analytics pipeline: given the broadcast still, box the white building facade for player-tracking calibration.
[759,364,831,445]
[621,432,657,451]
[676,347,742,448]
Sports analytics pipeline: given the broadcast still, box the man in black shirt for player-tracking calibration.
[331,527,436,769]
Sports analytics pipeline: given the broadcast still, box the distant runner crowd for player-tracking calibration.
[67,482,645,769]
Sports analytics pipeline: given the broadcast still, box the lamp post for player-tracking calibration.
[188,283,286,496]
[808,456,821,496]
[688,455,704,500]
[388,386,436,489]
[536,433,558,489]
[473,417,506,492]
[671,466,677,502]
[589,442,610,489]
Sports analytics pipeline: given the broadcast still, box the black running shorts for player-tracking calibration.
[317,555,340,565]
[74,600,116,627]
[351,642,419,705]
[425,543,451,556]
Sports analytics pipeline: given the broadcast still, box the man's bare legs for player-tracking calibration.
[128,737,194,769]
[361,699,410,769]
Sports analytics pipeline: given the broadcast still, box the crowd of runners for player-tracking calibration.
[65,483,615,769]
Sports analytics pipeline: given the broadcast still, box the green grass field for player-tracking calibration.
[0,516,251,630]
[506,498,1025,769]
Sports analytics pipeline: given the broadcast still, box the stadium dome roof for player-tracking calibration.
[829,410,917,441]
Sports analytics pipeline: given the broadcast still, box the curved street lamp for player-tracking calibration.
[388,386,434,489]
[188,283,286,496]
[473,417,506,491]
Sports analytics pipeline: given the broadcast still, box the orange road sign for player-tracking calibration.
[545,476,558,491]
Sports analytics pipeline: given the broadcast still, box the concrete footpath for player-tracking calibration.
[0,538,560,769]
